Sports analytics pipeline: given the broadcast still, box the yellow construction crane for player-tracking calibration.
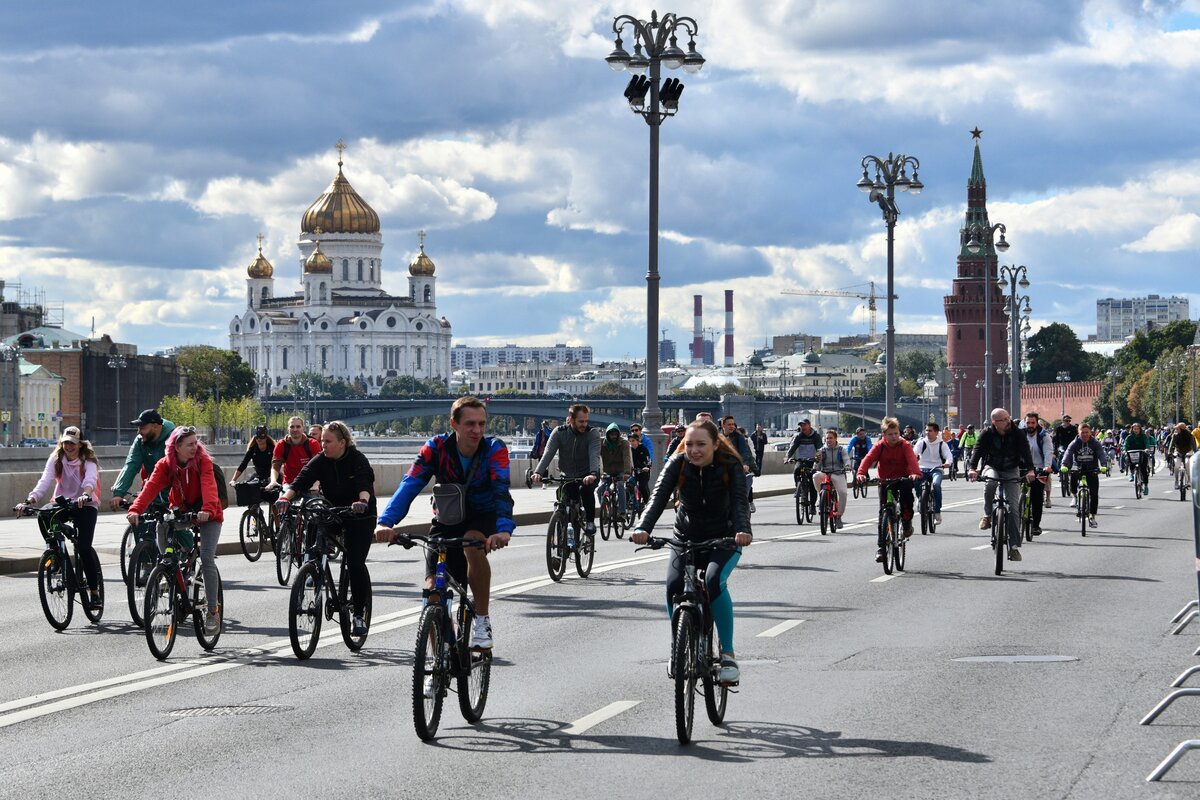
[780,281,896,341]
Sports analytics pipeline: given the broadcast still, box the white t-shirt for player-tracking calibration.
[914,436,950,470]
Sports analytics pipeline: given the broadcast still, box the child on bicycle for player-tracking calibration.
[813,429,849,527]
[856,418,921,563]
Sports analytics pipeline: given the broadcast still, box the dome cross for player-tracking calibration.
[335,138,346,168]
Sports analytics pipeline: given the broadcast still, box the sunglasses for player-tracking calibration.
[176,426,198,436]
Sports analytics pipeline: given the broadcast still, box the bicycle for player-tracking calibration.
[274,498,307,586]
[139,507,223,660]
[287,498,372,659]
[637,536,740,745]
[623,471,647,527]
[947,455,959,481]
[529,473,594,581]
[873,477,911,575]
[1127,449,1152,500]
[851,458,869,499]
[15,497,104,631]
[597,473,626,542]
[234,479,279,562]
[787,459,816,525]
[118,493,167,586]
[1058,449,1074,498]
[1066,466,1105,537]
[1175,454,1191,502]
[1019,479,1033,543]
[917,468,942,535]
[817,470,843,535]
[392,533,492,741]
[980,472,1019,576]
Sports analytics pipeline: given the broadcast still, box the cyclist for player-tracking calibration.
[960,424,979,471]
[276,421,377,637]
[1170,422,1196,482]
[126,426,224,635]
[856,418,920,562]
[231,425,274,485]
[721,416,758,512]
[785,419,822,504]
[18,426,103,610]
[902,425,918,444]
[1022,411,1053,536]
[376,397,511,653]
[628,430,652,507]
[598,423,633,518]
[1052,414,1078,455]
[750,423,769,475]
[266,416,320,491]
[1122,422,1156,485]
[630,422,654,464]
[1061,423,1108,527]
[108,409,177,511]
[532,419,553,460]
[848,427,874,477]
[913,422,953,524]
[968,408,1035,562]
[942,427,961,478]
[631,419,752,685]
[533,404,600,536]
[813,429,849,528]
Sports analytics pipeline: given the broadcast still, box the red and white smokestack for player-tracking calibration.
[692,295,704,366]
[724,290,734,366]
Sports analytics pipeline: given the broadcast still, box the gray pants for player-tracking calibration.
[158,520,221,614]
[983,470,1022,548]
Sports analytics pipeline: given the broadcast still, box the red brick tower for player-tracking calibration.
[945,132,1009,427]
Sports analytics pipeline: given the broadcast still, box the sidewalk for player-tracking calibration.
[0,473,799,574]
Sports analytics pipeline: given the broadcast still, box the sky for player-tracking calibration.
[2,0,1199,362]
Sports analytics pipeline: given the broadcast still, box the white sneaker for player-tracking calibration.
[422,676,435,699]
[934,513,942,524]
[748,500,756,514]
[471,615,493,650]
[718,655,740,685]
[204,605,221,636]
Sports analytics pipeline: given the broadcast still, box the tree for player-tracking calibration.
[378,376,425,398]
[1024,323,1091,384]
[591,381,637,398]
[894,350,938,383]
[860,372,886,398]
[176,346,257,400]
[1114,320,1198,372]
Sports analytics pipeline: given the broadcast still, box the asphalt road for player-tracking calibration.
[1,470,1199,799]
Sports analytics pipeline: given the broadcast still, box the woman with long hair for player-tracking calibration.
[232,425,275,484]
[632,419,753,684]
[19,426,103,609]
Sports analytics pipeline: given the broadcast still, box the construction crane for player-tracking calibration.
[780,281,897,341]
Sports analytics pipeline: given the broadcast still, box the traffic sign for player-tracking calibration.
[0,411,9,422]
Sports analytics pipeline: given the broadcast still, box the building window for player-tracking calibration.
[956,329,961,340]
[416,322,423,331]
[360,347,367,369]
[423,286,432,303]
[369,264,374,282]
[282,348,289,370]
[978,328,984,340]
[319,283,327,302]
[359,321,367,330]
[358,259,363,280]
[386,317,396,328]
[321,347,328,370]
[343,259,349,280]
[249,318,255,330]
[261,286,268,303]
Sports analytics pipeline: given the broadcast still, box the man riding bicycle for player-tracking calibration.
[598,423,633,517]
[960,425,979,471]
[849,428,874,476]
[1022,411,1054,535]
[856,418,921,563]
[968,408,1036,562]
[533,404,601,536]
[1061,423,1108,527]
[913,422,953,524]
[785,419,823,505]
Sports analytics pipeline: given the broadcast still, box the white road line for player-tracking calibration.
[970,545,992,551]
[563,700,641,735]
[870,574,898,583]
[757,620,805,638]
[1112,506,1125,510]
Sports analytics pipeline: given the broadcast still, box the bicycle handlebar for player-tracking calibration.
[388,532,487,552]
[635,536,739,553]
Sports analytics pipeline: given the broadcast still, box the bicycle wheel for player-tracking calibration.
[339,563,371,652]
[1079,488,1088,537]
[412,604,448,741]
[37,549,73,630]
[81,550,105,624]
[892,513,906,573]
[239,508,263,562]
[119,524,135,584]
[275,518,295,586]
[992,510,1005,576]
[143,565,178,660]
[702,625,728,726]
[879,509,893,576]
[598,496,612,541]
[803,486,815,524]
[1134,472,1142,500]
[192,569,223,651]
[575,526,595,579]
[125,540,158,628]
[794,488,804,525]
[819,493,828,536]
[545,512,567,582]
[288,561,324,659]
[919,491,929,535]
[673,609,698,745]
[456,603,491,723]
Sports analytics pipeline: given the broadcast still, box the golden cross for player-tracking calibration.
[418,229,426,250]
[335,138,346,166]
[256,232,264,251]
[314,227,323,243]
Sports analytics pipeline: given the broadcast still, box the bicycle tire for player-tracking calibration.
[803,487,815,524]
[892,512,906,573]
[192,569,223,651]
[339,563,372,652]
[275,518,295,586]
[119,524,135,584]
[598,496,612,541]
[993,509,1005,576]
[702,623,728,726]
[794,489,804,525]
[879,508,893,576]
[456,604,490,723]
[919,490,929,535]
[239,508,263,562]
[288,562,323,659]
[546,511,567,582]
[575,526,595,579]
[38,549,73,630]
[125,540,158,628]
[81,550,105,624]
[1134,474,1142,500]
[1079,488,1088,537]
[143,565,177,660]
[673,609,698,745]
[413,604,448,741]
[819,494,828,535]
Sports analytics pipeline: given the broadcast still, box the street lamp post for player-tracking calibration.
[996,365,1011,408]
[975,378,986,427]
[0,344,17,446]
[998,264,1030,416]
[1107,367,1122,428]
[964,221,1011,414]
[857,152,922,418]
[213,363,223,444]
[606,8,705,468]
[1056,371,1071,421]
[1172,355,1183,424]
[953,369,967,427]
[107,353,128,445]
[1157,356,1164,426]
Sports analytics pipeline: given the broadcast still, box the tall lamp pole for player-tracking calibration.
[1056,371,1071,421]
[107,353,127,445]
[975,378,986,427]
[606,9,705,468]
[953,370,966,427]
[857,152,922,418]
[1106,367,1122,428]
[964,221,1010,414]
[213,363,223,444]
[0,344,17,446]
[998,264,1030,416]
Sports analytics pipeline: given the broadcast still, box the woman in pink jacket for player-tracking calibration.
[19,426,102,609]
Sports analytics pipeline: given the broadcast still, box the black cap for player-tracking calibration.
[130,409,163,426]
[800,419,811,425]
[255,425,269,436]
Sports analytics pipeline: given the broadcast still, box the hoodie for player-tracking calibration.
[599,423,633,475]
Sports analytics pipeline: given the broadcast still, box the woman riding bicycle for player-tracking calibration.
[126,425,224,634]
[232,425,275,486]
[17,426,103,610]
[813,429,849,526]
[632,419,752,685]
[275,421,376,636]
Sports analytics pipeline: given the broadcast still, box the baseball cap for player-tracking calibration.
[60,426,82,443]
[130,409,163,426]
[255,425,269,437]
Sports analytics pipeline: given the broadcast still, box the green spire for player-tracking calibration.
[969,141,985,188]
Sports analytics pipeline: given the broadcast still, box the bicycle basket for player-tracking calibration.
[234,482,263,507]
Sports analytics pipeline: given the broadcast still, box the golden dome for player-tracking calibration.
[409,230,436,276]
[247,234,274,278]
[300,143,380,235]
[304,233,332,274]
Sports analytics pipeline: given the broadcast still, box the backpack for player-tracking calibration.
[915,437,949,464]
[212,462,229,509]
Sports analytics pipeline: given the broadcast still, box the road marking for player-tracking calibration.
[970,545,991,551]
[870,574,898,583]
[757,619,805,638]
[1112,506,1125,510]
[563,700,640,735]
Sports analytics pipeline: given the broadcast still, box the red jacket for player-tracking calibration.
[130,450,224,523]
[857,439,919,481]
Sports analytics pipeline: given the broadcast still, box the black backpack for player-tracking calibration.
[212,462,229,509]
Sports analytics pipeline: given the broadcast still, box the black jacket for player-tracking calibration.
[1053,424,1079,452]
[630,442,651,471]
[636,454,751,541]
[236,443,274,480]
[969,425,1034,474]
[291,448,377,515]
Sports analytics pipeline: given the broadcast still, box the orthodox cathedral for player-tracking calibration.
[229,141,452,395]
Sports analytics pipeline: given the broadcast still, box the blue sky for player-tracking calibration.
[2,0,1199,360]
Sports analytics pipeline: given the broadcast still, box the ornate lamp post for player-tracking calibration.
[1056,370,1071,421]
[998,264,1030,416]
[964,221,1010,413]
[606,8,704,466]
[953,369,967,427]
[213,362,223,444]
[975,378,986,426]
[857,152,922,417]
[0,344,17,446]
[996,365,1011,409]
[1106,366,1122,428]
[107,353,127,445]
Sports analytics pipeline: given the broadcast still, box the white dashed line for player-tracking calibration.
[563,701,641,735]
[870,574,898,583]
[757,620,805,638]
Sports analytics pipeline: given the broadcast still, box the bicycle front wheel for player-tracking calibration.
[239,509,263,562]
[545,512,567,582]
[892,514,906,573]
[289,561,324,659]
[412,605,448,741]
[598,497,612,541]
[339,563,371,652]
[795,487,804,525]
[1079,489,1089,537]
[275,519,295,586]
[819,493,828,535]
[879,509,893,576]
[192,569,223,651]
[38,549,73,630]
[456,604,490,723]
[143,565,178,660]
[119,524,136,584]
[673,609,698,744]
[125,540,158,628]
[575,526,595,579]
[992,510,1005,576]
[702,625,728,726]
[81,551,105,624]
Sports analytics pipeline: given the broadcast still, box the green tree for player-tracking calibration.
[894,350,938,382]
[591,381,637,398]
[1024,323,1091,384]
[860,372,886,398]
[176,346,257,400]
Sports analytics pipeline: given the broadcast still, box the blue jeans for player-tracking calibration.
[921,468,943,513]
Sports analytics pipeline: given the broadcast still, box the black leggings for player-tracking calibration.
[73,506,100,591]
[1071,470,1101,516]
[324,517,374,616]
[565,480,596,523]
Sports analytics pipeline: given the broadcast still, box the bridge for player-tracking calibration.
[263,394,932,430]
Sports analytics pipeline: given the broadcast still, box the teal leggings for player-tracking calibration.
[665,546,742,652]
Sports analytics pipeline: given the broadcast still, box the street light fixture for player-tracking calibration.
[107,353,128,445]
[1106,367,1122,428]
[213,362,223,444]
[607,8,703,466]
[975,378,986,427]
[1056,370,1071,421]
[964,220,1010,414]
[953,369,967,427]
[0,344,17,446]
[857,151,922,418]
[998,264,1030,416]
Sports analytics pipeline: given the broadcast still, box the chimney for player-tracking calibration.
[692,295,704,366]
[724,290,734,366]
